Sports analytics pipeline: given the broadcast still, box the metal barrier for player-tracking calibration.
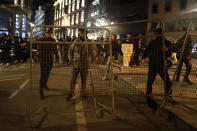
[28,19,197,128]
[101,19,197,116]
[28,25,115,128]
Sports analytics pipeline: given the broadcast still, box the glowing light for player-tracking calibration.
[95,18,107,27]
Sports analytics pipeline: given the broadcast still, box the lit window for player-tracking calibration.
[16,14,19,18]
[15,14,20,28]
[22,32,26,38]
[68,5,71,13]
[87,21,91,27]
[71,29,74,36]
[75,28,78,37]
[91,12,95,17]
[81,11,84,22]
[22,15,26,31]
[65,0,68,5]
[81,0,85,7]
[72,1,75,11]
[15,30,20,35]
[76,0,80,9]
[76,12,79,24]
[62,1,64,8]
[72,14,74,25]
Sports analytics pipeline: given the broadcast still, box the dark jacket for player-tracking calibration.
[142,36,172,66]
[39,35,56,62]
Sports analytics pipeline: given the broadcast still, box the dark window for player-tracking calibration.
[152,3,158,14]
[180,0,187,10]
[165,0,172,12]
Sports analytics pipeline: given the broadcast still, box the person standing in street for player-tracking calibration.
[133,34,140,66]
[3,35,11,66]
[38,28,56,99]
[141,28,172,96]
[66,30,89,100]
[175,32,193,84]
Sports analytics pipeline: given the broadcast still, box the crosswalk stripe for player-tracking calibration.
[0,77,21,82]
[75,84,88,131]
[0,74,25,79]
[9,79,29,99]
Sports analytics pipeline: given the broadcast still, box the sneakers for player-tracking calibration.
[183,78,193,84]
[66,93,75,100]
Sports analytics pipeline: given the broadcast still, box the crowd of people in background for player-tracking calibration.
[0,33,29,66]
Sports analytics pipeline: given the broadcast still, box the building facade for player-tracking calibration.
[148,0,197,33]
[0,0,32,38]
[86,0,148,39]
[53,0,86,39]
[34,4,54,37]
[148,0,197,51]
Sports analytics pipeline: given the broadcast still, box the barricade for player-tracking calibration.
[104,20,197,116]
[28,20,197,128]
[28,25,115,128]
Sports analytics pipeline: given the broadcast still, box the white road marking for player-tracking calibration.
[75,84,88,131]
[0,74,25,79]
[0,77,21,82]
[9,79,30,99]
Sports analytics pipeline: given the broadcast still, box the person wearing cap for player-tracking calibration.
[38,28,56,99]
[175,32,193,84]
[141,28,172,96]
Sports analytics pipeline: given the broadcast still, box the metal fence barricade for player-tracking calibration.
[106,20,197,117]
[28,20,197,128]
[28,25,115,128]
